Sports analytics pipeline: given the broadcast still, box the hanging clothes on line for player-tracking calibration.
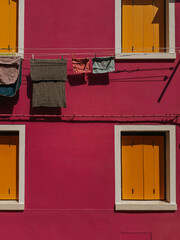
[0,57,22,97]
[30,59,67,108]
[92,56,115,74]
[72,58,91,74]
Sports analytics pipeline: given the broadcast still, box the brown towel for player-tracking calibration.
[0,57,21,85]
[30,59,67,81]
[30,59,67,108]
[32,81,66,108]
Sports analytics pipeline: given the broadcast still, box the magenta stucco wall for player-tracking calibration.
[0,0,180,239]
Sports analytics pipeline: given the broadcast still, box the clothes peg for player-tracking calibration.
[32,54,34,59]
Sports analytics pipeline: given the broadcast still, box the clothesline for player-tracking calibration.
[1,49,179,61]
[0,46,180,50]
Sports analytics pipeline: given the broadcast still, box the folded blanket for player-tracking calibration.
[0,57,21,85]
[0,59,22,97]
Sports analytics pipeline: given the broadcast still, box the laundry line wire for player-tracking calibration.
[5,46,180,50]
[1,46,180,51]
[0,46,180,60]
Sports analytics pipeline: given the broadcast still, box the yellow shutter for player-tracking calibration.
[122,0,133,53]
[122,0,165,53]
[143,0,154,52]
[122,136,144,200]
[153,0,165,52]
[0,0,18,53]
[143,136,165,200]
[0,136,19,200]
[122,135,165,200]
[133,0,144,53]
[9,0,18,53]
[0,0,10,52]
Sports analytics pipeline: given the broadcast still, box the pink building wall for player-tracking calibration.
[0,0,180,239]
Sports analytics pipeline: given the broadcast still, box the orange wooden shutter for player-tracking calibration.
[143,0,154,52]
[133,0,144,53]
[0,0,18,53]
[122,0,165,53]
[143,136,165,200]
[122,135,165,200]
[0,0,10,52]
[122,136,144,200]
[153,0,165,52]
[122,0,133,53]
[0,135,19,200]
[9,0,18,53]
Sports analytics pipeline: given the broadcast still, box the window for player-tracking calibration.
[115,0,176,59]
[115,125,177,211]
[0,125,25,210]
[0,0,24,56]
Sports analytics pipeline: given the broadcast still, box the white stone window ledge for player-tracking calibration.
[115,52,176,60]
[0,201,24,211]
[115,201,177,211]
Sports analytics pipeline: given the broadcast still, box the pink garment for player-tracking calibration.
[72,58,91,74]
[0,57,21,85]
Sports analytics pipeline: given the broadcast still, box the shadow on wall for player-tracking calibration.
[68,73,110,86]
[88,73,109,85]
[0,93,19,115]
[68,74,87,86]
[113,58,180,103]
[158,58,180,102]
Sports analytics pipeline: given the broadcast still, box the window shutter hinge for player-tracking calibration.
[132,188,134,194]
[8,189,10,194]
[153,188,155,194]
[152,46,154,52]
[9,0,10,5]
[8,45,10,51]
[132,46,134,52]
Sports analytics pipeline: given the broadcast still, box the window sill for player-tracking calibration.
[0,201,24,211]
[115,52,176,60]
[0,52,24,58]
[115,201,177,211]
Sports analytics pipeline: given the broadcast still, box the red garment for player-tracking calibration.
[72,58,91,74]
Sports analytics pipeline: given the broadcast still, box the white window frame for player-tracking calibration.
[18,0,25,57]
[115,0,176,59]
[0,125,25,210]
[115,125,177,211]
[0,0,25,57]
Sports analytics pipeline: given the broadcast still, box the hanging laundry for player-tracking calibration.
[0,57,21,84]
[0,57,22,97]
[92,56,115,74]
[30,59,67,108]
[72,58,91,74]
